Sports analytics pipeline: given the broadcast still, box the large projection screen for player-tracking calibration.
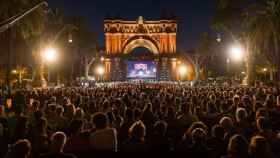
[127,61,157,78]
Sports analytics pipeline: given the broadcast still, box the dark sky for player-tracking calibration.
[47,0,216,51]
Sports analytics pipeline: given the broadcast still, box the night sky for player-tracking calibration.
[47,0,216,51]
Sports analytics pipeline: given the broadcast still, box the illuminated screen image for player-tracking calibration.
[127,61,157,78]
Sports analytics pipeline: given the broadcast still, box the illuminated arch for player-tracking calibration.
[123,38,159,54]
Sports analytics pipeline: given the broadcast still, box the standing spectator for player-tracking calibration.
[222,134,249,158]
[249,135,276,158]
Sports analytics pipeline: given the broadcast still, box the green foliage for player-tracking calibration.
[0,0,45,45]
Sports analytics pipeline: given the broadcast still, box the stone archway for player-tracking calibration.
[123,38,159,54]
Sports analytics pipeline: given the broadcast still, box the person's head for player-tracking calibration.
[219,116,234,131]
[236,108,248,122]
[249,135,274,158]
[36,117,48,132]
[75,107,85,119]
[191,128,207,144]
[134,108,142,120]
[211,124,225,139]
[227,134,248,158]
[153,120,167,136]
[69,119,83,135]
[125,108,134,120]
[256,107,268,119]
[233,95,240,105]
[50,132,67,152]
[9,139,31,158]
[256,116,270,131]
[47,104,57,116]
[115,115,124,128]
[143,102,153,112]
[92,112,108,129]
[14,105,23,116]
[56,105,64,117]
[129,120,146,142]
[66,104,76,116]
[34,110,43,120]
[184,121,208,140]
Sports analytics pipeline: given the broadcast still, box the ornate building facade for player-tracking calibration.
[103,16,192,81]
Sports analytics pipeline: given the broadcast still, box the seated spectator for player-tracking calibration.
[29,117,49,157]
[235,108,252,138]
[5,139,31,158]
[222,134,249,158]
[122,120,147,152]
[219,116,235,144]
[40,132,76,158]
[90,112,117,152]
[185,128,213,157]
[64,119,90,153]
[249,135,276,158]
[147,121,170,151]
[207,124,227,158]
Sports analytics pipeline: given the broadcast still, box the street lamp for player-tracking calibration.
[262,68,268,81]
[229,46,243,61]
[43,47,58,63]
[42,47,58,86]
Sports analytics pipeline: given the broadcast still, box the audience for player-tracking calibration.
[0,83,279,157]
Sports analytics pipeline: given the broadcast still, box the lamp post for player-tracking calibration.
[42,47,58,87]
[228,45,245,84]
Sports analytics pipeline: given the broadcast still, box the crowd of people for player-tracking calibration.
[0,83,280,157]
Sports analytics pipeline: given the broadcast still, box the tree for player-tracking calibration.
[212,0,258,85]
[247,0,280,82]
[0,0,46,87]
[68,16,98,79]
[194,33,217,80]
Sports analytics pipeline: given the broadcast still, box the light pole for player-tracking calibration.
[42,47,58,87]
[228,45,245,84]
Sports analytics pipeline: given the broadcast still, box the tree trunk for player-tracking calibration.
[85,57,89,79]
[269,69,273,81]
[245,41,255,86]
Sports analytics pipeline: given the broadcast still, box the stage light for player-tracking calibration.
[12,70,17,74]
[100,56,105,62]
[229,46,243,61]
[96,66,105,75]
[263,68,268,72]
[178,65,187,76]
[43,47,57,63]
[139,71,144,76]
